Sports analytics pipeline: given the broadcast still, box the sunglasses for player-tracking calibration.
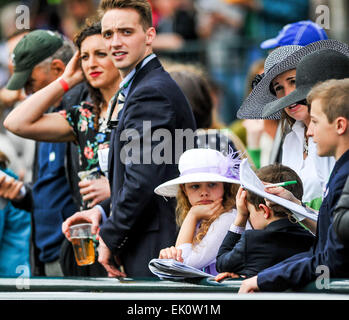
[297,99,308,106]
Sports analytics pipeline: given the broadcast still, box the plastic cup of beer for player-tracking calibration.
[69,223,95,266]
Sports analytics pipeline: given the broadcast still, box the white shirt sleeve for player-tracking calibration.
[177,210,236,270]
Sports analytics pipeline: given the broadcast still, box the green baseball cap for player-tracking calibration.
[6,29,63,90]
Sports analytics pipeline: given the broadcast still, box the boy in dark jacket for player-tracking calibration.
[215,164,314,280]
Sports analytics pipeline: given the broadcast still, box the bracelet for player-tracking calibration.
[58,77,69,92]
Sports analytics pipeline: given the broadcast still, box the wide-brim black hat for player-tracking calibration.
[262,40,349,117]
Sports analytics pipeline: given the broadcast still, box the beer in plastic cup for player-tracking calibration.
[69,223,95,266]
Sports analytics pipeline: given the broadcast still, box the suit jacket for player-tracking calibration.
[258,149,349,291]
[216,219,314,278]
[333,175,349,245]
[99,57,196,277]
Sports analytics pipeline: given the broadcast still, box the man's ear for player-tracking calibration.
[50,59,66,78]
[336,117,348,135]
[259,203,271,219]
[145,27,156,45]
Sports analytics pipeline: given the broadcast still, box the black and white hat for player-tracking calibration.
[262,48,349,117]
[237,39,349,120]
[237,45,302,119]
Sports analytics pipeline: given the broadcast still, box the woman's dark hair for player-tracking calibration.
[169,68,213,129]
[74,20,104,131]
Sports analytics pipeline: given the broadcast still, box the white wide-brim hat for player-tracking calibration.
[154,148,241,197]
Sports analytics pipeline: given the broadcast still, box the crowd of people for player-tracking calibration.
[0,0,349,295]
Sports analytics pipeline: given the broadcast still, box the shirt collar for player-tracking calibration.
[328,148,349,181]
[265,218,294,231]
[119,53,156,97]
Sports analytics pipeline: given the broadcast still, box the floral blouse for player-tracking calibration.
[59,101,111,174]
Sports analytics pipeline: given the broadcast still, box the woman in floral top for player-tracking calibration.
[4,21,121,209]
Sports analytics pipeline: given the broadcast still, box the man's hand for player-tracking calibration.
[0,175,24,200]
[98,237,126,278]
[79,176,111,208]
[0,87,26,107]
[62,207,102,241]
[238,275,259,293]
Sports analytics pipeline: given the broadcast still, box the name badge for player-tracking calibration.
[98,148,109,174]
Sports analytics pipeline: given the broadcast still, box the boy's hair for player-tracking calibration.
[99,0,153,31]
[307,78,349,123]
[246,164,303,218]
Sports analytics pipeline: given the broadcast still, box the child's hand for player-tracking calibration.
[158,246,183,263]
[236,186,249,219]
[215,272,245,282]
[188,198,224,221]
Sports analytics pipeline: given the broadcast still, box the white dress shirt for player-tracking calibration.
[282,121,335,205]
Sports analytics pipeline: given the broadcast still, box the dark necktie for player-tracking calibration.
[108,90,125,129]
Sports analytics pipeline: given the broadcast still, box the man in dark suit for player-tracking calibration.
[63,0,196,277]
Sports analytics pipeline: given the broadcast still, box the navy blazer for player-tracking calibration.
[216,219,314,278]
[99,57,196,277]
[258,149,349,291]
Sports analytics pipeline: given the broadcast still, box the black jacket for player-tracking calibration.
[99,57,196,277]
[333,175,349,245]
[216,218,314,278]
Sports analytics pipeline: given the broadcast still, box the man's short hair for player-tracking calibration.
[99,0,153,30]
[307,78,349,123]
[246,164,303,217]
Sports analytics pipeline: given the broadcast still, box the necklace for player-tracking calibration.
[303,135,308,155]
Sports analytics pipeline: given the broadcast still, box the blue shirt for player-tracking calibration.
[33,105,78,263]
[0,169,31,276]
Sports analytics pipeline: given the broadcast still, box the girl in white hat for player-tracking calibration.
[155,148,250,275]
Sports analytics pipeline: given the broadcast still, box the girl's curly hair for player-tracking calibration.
[176,182,239,245]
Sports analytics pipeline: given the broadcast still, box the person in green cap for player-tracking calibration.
[4,29,88,277]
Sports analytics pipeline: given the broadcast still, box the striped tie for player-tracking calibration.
[115,90,125,120]
[108,90,125,128]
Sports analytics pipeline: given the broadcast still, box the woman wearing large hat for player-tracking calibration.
[237,40,349,229]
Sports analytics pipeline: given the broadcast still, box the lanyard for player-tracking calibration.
[106,54,152,129]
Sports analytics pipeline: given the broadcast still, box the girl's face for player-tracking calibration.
[80,34,119,90]
[271,69,309,123]
[184,182,224,206]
